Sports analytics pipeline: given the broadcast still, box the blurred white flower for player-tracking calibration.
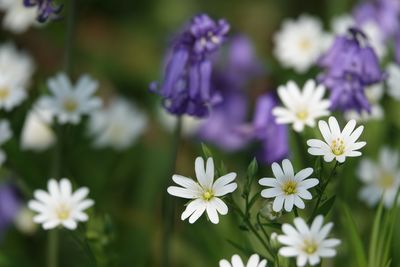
[167,157,237,224]
[28,178,94,230]
[344,84,384,122]
[20,104,56,151]
[0,119,12,166]
[219,254,267,267]
[331,14,354,35]
[14,206,38,235]
[273,80,330,132]
[0,0,37,34]
[39,73,102,124]
[357,147,400,208]
[278,215,340,266]
[88,97,147,150]
[387,63,400,100]
[259,159,318,212]
[307,117,366,163]
[158,108,203,137]
[274,15,327,73]
[0,43,34,111]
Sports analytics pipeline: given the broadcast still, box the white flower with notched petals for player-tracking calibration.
[273,80,330,132]
[278,215,340,267]
[387,63,400,100]
[20,104,56,151]
[0,0,37,34]
[219,254,267,267]
[28,178,94,230]
[357,147,400,208]
[259,159,319,212]
[88,97,147,150]
[167,157,237,224]
[39,73,102,124]
[307,117,366,163]
[274,15,327,73]
[0,43,34,111]
[0,119,12,166]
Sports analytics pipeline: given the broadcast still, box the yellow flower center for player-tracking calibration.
[202,189,214,201]
[0,87,10,100]
[63,98,78,112]
[331,138,345,156]
[56,204,70,221]
[303,239,318,255]
[299,38,311,51]
[379,172,395,189]
[282,180,297,195]
[296,110,309,121]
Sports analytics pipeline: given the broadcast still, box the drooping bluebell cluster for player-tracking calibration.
[150,14,229,117]
[0,183,21,237]
[23,0,63,23]
[318,28,385,112]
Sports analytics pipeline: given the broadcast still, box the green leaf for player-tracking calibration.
[341,202,367,267]
[201,143,213,158]
[368,201,384,267]
[316,195,336,216]
[247,158,258,178]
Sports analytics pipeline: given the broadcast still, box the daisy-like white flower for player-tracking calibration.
[344,84,384,122]
[158,108,203,137]
[307,116,366,163]
[387,63,400,101]
[0,43,34,111]
[219,254,267,267]
[357,147,400,208]
[28,178,94,230]
[88,97,147,150]
[20,103,56,151]
[167,157,237,224]
[274,15,327,73]
[0,0,37,34]
[39,73,102,124]
[278,215,340,266]
[0,119,12,166]
[273,80,330,132]
[259,159,319,212]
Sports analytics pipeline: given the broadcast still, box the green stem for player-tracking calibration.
[161,116,182,267]
[63,0,76,74]
[47,229,59,267]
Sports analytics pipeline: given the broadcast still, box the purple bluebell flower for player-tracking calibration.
[150,14,230,117]
[252,93,289,164]
[318,28,385,112]
[23,0,63,23]
[0,183,21,237]
[354,0,400,40]
[197,35,262,150]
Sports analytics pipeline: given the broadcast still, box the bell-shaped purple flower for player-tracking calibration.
[0,183,21,237]
[318,28,385,112]
[151,14,230,117]
[24,0,63,23]
[252,93,289,164]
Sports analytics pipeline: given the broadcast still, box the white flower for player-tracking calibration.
[274,15,327,73]
[307,116,366,163]
[219,254,267,267]
[331,14,354,35]
[273,80,330,132]
[14,207,38,235]
[158,108,203,137]
[259,159,319,212]
[0,43,34,111]
[20,104,56,151]
[88,97,147,150]
[0,119,12,166]
[28,178,94,230]
[167,157,237,224]
[278,215,340,266]
[357,147,400,208]
[344,84,384,122]
[0,0,37,34]
[39,73,102,124]
[387,63,400,100]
